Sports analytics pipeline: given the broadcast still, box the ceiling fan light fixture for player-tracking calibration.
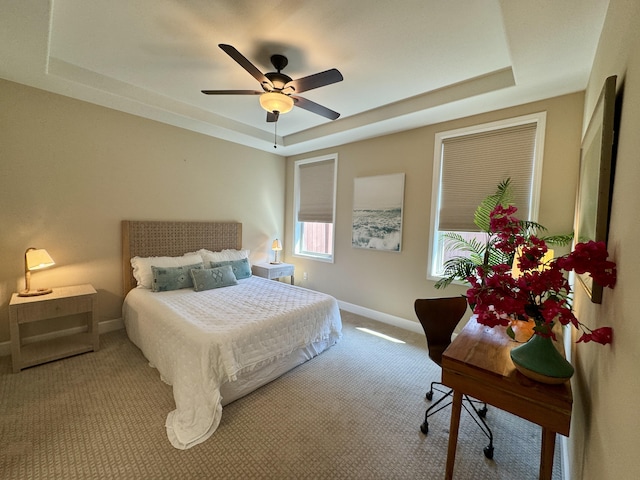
[260,92,294,114]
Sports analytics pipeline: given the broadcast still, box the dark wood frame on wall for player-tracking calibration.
[574,75,617,304]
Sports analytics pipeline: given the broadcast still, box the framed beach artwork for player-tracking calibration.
[352,173,405,252]
[574,75,617,304]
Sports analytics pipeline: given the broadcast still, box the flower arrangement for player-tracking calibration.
[465,204,616,345]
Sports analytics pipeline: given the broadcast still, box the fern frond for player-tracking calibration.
[442,233,486,256]
[435,257,478,289]
[474,178,514,231]
[542,233,574,246]
[519,220,547,237]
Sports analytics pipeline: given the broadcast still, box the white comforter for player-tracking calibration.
[123,276,342,449]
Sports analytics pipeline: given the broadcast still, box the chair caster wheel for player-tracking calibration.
[483,445,494,459]
[420,422,429,434]
[478,406,488,418]
[426,391,433,401]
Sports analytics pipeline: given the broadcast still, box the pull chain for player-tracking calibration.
[273,119,277,149]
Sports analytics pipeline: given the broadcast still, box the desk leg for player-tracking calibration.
[445,390,463,480]
[539,428,556,480]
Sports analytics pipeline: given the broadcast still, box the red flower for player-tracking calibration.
[555,241,617,288]
[577,327,613,345]
[490,205,523,254]
[469,205,616,346]
[517,236,548,270]
[489,205,520,234]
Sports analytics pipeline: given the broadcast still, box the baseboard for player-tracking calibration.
[0,318,124,357]
[337,300,423,335]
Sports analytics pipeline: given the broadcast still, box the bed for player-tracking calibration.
[121,220,342,449]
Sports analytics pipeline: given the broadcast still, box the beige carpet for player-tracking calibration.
[0,311,561,479]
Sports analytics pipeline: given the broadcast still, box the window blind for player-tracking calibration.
[297,158,335,223]
[438,122,537,232]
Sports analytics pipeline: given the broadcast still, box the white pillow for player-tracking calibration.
[131,253,203,289]
[197,248,250,265]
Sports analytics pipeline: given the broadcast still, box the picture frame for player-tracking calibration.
[574,75,617,303]
[352,173,405,252]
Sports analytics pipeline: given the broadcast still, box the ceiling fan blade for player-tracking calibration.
[266,111,279,123]
[288,69,343,93]
[292,96,340,120]
[201,90,263,95]
[218,44,271,87]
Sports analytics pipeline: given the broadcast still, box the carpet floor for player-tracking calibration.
[0,311,561,479]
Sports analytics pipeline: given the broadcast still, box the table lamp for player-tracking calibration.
[271,239,282,264]
[19,247,55,297]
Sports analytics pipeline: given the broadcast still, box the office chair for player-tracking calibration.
[414,297,494,459]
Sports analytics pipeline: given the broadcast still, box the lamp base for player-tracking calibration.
[18,288,53,297]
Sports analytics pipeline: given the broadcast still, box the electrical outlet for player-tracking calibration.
[303,272,308,281]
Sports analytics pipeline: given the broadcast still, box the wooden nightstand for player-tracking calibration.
[251,263,295,285]
[9,284,98,373]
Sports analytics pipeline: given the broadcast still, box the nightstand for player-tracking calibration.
[9,284,98,373]
[251,263,295,285]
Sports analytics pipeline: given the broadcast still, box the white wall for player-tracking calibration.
[569,0,640,478]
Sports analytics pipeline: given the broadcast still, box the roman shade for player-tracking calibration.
[297,158,335,223]
[438,122,538,232]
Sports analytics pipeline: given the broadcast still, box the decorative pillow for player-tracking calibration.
[151,263,204,292]
[209,258,251,279]
[131,253,203,289]
[197,248,250,265]
[190,265,239,292]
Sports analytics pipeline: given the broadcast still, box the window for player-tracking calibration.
[428,113,546,281]
[293,154,338,262]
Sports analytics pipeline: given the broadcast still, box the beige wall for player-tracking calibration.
[285,93,584,325]
[0,79,284,342]
[569,0,640,478]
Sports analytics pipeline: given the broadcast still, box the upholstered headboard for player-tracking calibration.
[121,220,243,294]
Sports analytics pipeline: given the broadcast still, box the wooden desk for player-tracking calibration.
[441,317,572,480]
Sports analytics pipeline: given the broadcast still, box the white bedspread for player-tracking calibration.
[123,276,342,449]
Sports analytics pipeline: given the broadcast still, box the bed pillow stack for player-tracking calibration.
[192,248,252,290]
[131,249,252,292]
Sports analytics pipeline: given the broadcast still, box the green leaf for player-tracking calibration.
[542,233,574,246]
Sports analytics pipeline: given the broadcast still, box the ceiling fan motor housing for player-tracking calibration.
[265,72,293,91]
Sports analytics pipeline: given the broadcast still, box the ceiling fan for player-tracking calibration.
[202,44,343,123]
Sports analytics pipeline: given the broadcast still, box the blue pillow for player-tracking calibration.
[151,263,204,292]
[210,258,252,279]
[190,265,239,292]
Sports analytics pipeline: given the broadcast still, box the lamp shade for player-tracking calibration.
[20,248,55,296]
[25,248,55,271]
[271,239,283,264]
[260,92,294,114]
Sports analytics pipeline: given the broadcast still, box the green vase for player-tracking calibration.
[510,333,574,384]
